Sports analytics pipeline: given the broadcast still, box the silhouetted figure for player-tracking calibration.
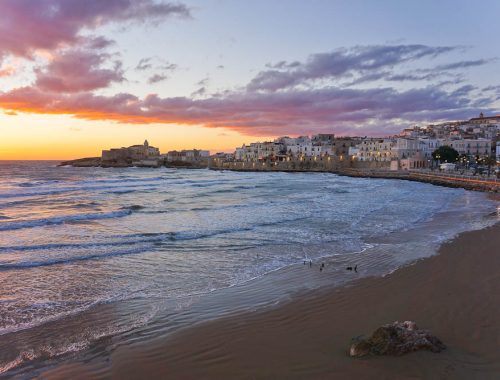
[304,261,306,265]
[309,260,312,267]
[346,266,353,271]
[321,263,325,268]
[354,265,358,273]
[320,266,323,272]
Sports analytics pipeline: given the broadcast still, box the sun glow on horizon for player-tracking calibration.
[0,112,276,160]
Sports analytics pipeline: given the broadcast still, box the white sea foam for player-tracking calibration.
[0,162,497,376]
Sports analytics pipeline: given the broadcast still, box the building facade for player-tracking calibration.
[102,140,160,162]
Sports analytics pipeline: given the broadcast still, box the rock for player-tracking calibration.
[349,321,446,357]
[58,157,101,167]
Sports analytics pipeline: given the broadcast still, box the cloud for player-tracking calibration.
[148,73,168,84]
[196,77,209,87]
[143,61,178,84]
[0,43,497,137]
[191,87,206,97]
[483,85,500,100]
[34,48,124,92]
[366,59,493,84]
[265,60,301,69]
[0,0,190,59]
[0,1,190,94]
[136,58,153,71]
[247,45,456,91]
[0,64,16,77]
[0,82,494,136]
[434,59,493,71]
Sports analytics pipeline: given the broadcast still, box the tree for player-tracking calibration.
[432,146,459,163]
[483,154,496,177]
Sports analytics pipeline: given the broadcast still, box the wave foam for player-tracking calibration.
[0,209,132,232]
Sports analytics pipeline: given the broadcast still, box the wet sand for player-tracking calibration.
[41,223,500,380]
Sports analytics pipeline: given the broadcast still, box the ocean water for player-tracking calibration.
[0,161,497,377]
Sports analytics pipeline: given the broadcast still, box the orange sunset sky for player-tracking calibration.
[0,0,499,160]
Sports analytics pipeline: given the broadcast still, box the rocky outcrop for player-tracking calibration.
[58,157,101,167]
[349,321,446,357]
[59,157,162,168]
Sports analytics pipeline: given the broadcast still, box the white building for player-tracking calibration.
[166,149,210,162]
[348,146,359,157]
[418,138,442,159]
[392,138,420,159]
[356,139,395,161]
[444,138,491,157]
[468,113,500,125]
[235,141,284,160]
[283,136,313,157]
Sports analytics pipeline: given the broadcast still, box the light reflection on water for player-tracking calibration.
[0,161,497,376]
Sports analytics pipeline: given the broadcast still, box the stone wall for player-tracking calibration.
[210,157,390,172]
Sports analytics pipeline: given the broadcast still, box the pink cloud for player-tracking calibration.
[0,0,190,59]
[34,49,124,92]
[0,40,497,136]
[0,83,493,136]
[0,64,16,77]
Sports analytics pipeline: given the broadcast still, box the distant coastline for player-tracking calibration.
[59,155,499,193]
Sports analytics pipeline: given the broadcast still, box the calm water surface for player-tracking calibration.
[0,161,497,377]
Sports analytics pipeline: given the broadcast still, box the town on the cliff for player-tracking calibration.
[61,113,500,177]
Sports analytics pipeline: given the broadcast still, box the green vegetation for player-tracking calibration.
[432,146,459,163]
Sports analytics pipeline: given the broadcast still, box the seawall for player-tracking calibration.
[338,169,499,192]
[209,160,499,193]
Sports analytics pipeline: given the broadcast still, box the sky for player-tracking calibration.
[0,0,499,159]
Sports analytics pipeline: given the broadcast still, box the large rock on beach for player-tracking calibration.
[349,321,446,357]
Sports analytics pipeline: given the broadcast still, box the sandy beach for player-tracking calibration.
[38,222,500,380]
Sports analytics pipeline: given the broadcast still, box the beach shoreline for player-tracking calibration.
[39,222,500,380]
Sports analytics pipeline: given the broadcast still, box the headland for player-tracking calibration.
[58,140,210,169]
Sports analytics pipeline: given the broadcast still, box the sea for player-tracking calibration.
[0,161,498,378]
